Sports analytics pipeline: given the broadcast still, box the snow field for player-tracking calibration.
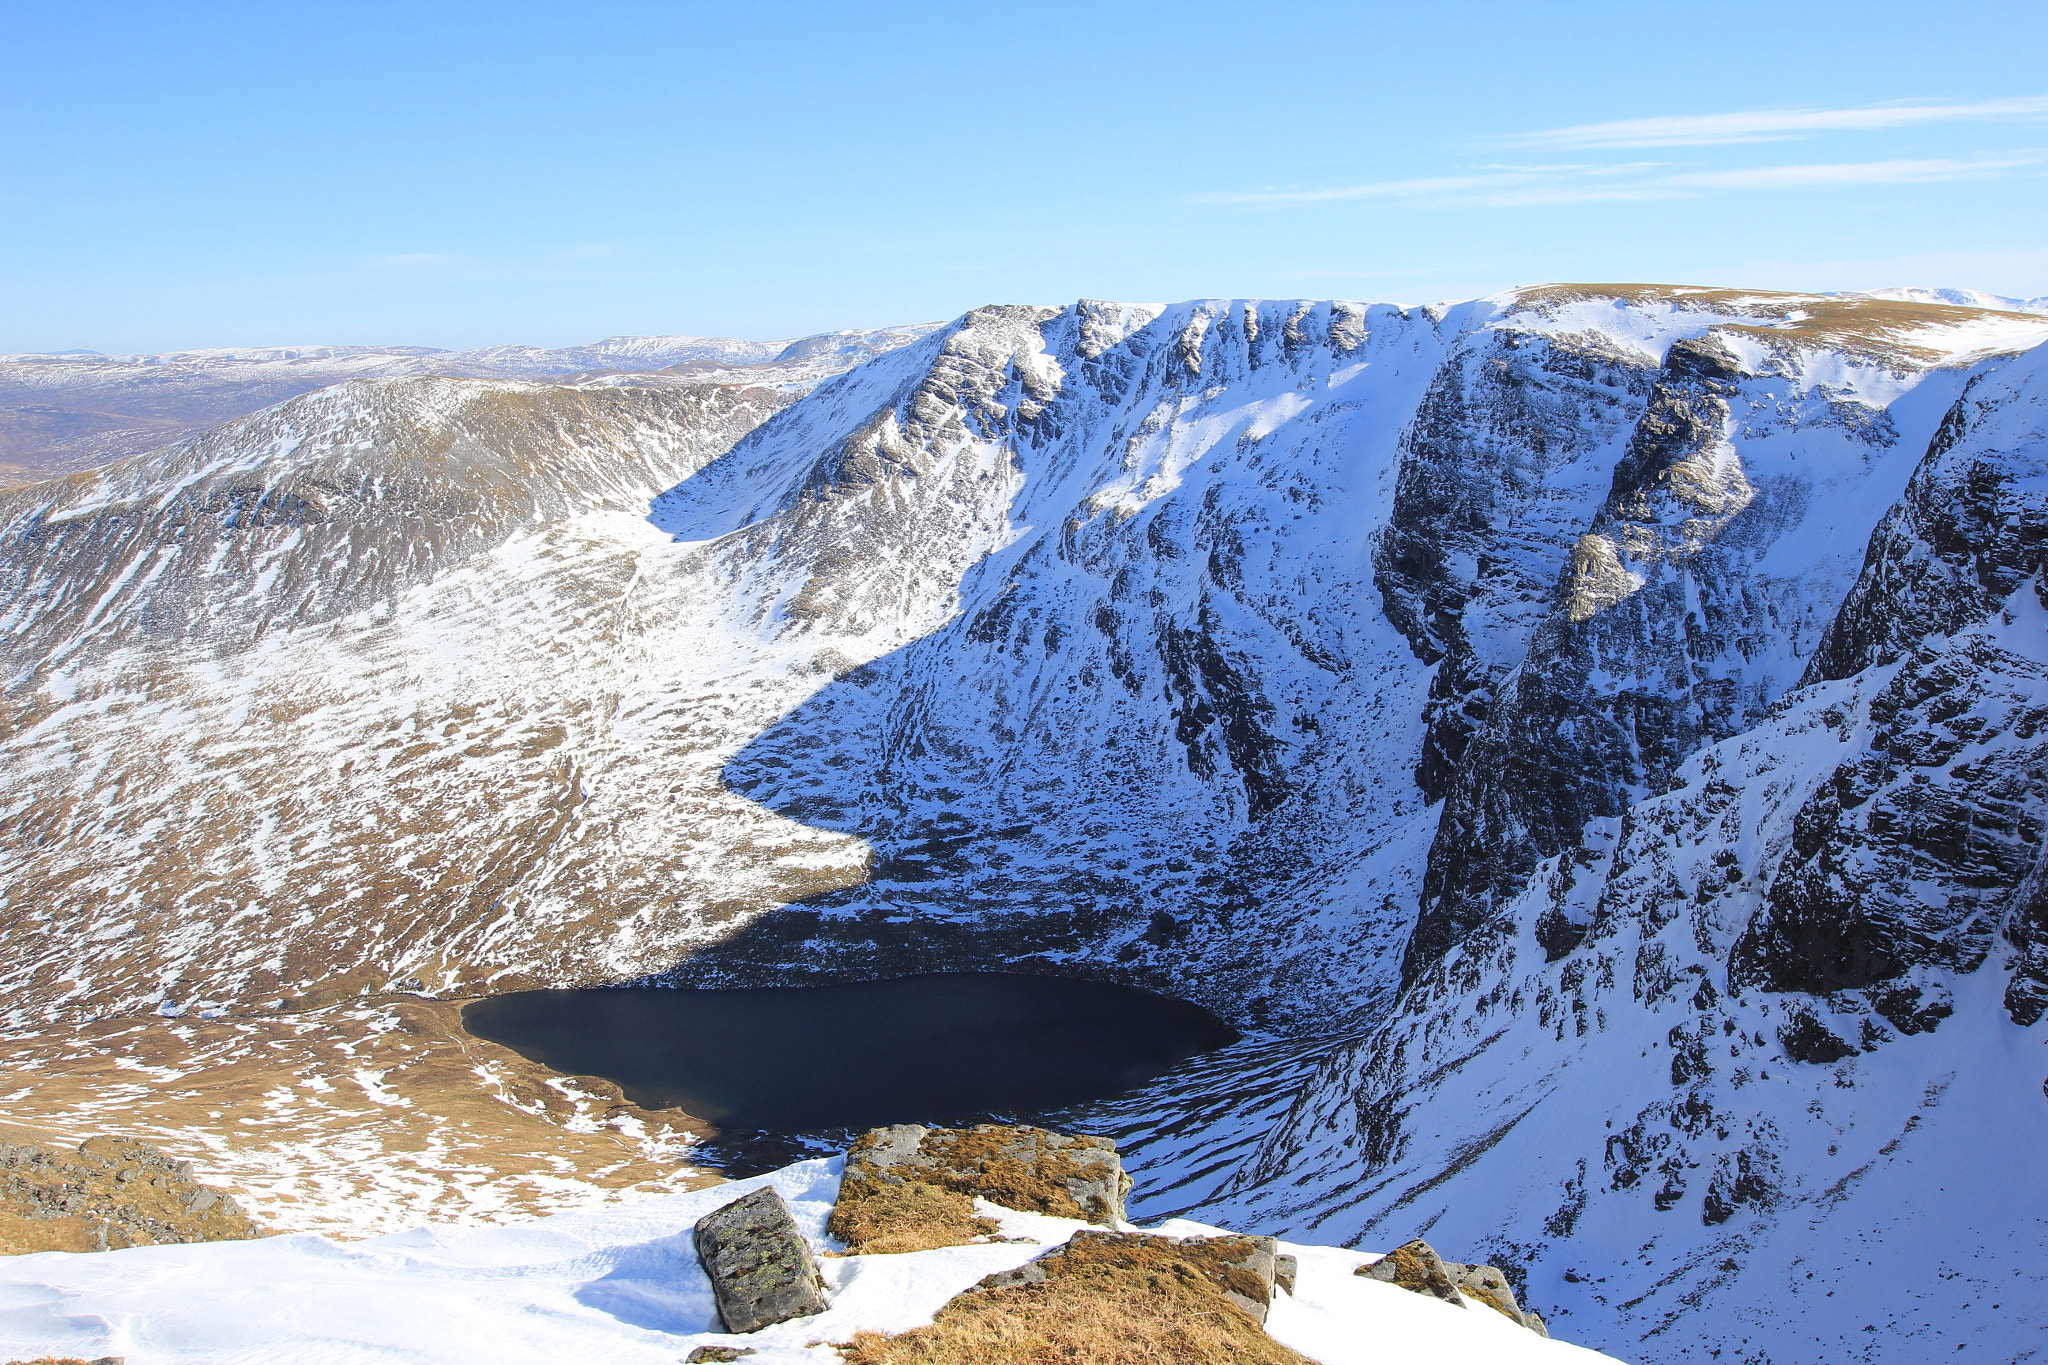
[0,1157,1617,1365]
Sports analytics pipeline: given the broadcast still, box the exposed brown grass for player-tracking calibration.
[0,1000,719,1239]
[0,1133,262,1255]
[829,1180,999,1256]
[918,1127,1118,1222]
[834,1232,1309,1365]
[0,1211,101,1256]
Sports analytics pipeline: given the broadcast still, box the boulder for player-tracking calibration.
[1447,1260,1548,1333]
[1355,1238,1465,1306]
[1355,1239,1548,1333]
[1274,1252,1298,1296]
[829,1124,1130,1254]
[1215,1235,1283,1322]
[692,1187,829,1334]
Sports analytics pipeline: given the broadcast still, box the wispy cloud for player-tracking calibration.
[362,252,467,269]
[1200,156,2038,211]
[1195,163,1663,207]
[1665,156,2038,189]
[1511,96,2048,149]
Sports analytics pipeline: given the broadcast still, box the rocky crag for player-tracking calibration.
[2,285,2045,1363]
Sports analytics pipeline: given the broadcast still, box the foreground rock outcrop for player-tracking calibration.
[1358,1238,1549,1334]
[842,1227,1311,1365]
[822,1126,1301,1362]
[828,1123,1130,1256]
[0,1133,257,1255]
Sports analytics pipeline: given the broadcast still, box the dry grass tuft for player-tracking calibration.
[829,1180,999,1256]
[0,1212,102,1256]
[833,1231,1310,1365]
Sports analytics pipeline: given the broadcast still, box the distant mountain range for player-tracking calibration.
[1851,285,2048,312]
[3,284,2047,1364]
[0,324,939,485]
[8,291,2041,490]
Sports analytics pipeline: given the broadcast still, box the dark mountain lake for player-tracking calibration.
[462,973,1237,1169]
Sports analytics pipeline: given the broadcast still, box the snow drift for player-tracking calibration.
[0,1156,1619,1365]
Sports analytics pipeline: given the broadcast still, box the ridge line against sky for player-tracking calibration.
[3,0,2044,351]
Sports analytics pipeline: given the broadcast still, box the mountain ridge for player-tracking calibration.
[0,324,941,486]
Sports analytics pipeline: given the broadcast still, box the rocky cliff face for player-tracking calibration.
[2,285,2045,1363]
[1140,323,2048,1365]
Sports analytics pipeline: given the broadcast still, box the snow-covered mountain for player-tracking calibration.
[1849,286,2048,314]
[3,283,2046,1365]
[0,325,939,484]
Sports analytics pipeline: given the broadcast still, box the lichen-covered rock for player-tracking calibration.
[1356,1238,1466,1306]
[1356,1239,1549,1333]
[828,1124,1129,1254]
[692,1187,828,1334]
[1448,1260,1547,1334]
[0,1136,258,1255]
[1216,1235,1283,1321]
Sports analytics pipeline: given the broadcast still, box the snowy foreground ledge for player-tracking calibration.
[0,1159,1621,1365]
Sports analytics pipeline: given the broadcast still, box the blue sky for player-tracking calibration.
[4,0,2045,351]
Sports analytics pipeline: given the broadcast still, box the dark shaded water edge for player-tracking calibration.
[687,1029,1334,1186]
[461,972,1242,1176]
